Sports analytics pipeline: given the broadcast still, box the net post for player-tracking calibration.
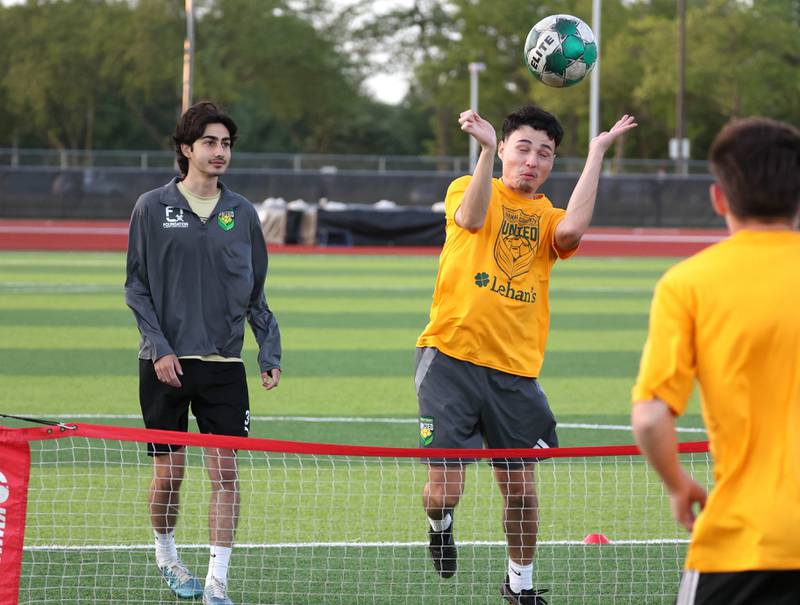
[0,433,32,605]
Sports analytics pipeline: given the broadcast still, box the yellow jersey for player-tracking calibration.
[417,175,576,377]
[633,230,800,572]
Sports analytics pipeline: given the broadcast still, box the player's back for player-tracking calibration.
[665,229,800,571]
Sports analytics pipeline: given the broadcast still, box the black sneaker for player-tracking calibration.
[427,509,457,578]
[501,575,549,604]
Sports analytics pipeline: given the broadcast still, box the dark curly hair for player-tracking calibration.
[501,104,563,148]
[173,101,238,176]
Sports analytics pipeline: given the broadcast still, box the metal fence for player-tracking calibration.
[0,148,710,175]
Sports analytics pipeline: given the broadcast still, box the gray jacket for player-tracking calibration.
[125,178,281,372]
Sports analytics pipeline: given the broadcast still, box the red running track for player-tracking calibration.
[0,219,727,257]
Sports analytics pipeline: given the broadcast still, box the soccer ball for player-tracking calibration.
[524,14,598,88]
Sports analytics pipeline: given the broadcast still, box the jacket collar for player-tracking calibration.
[159,177,243,215]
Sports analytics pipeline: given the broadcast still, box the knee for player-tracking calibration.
[502,480,537,508]
[152,474,183,495]
[504,490,537,512]
[424,484,462,511]
[210,469,238,492]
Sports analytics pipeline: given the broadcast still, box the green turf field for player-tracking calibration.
[0,250,707,604]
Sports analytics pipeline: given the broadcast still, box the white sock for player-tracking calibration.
[428,512,452,533]
[154,530,178,568]
[206,545,232,585]
[508,559,534,593]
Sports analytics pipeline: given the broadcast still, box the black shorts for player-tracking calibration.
[139,358,250,456]
[415,347,558,468]
[676,569,800,605]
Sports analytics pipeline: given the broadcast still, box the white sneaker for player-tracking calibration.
[203,576,234,605]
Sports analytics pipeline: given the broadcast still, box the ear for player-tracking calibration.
[180,142,193,160]
[497,139,505,161]
[709,183,729,217]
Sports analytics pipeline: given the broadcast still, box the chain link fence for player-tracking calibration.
[0,148,710,175]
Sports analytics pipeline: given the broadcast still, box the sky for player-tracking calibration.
[337,0,412,104]
[365,73,409,105]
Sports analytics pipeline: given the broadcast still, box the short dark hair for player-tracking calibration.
[173,101,238,176]
[501,104,564,148]
[709,117,800,220]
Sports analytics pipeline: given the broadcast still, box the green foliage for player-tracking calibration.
[0,0,797,158]
[0,0,428,154]
[363,0,799,159]
[0,0,184,150]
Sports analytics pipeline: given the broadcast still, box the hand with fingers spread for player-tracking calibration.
[458,109,497,151]
[555,113,638,250]
[589,114,638,154]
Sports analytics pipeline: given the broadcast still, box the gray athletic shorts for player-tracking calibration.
[415,347,558,468]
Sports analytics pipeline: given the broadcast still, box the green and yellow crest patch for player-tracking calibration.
[419,416,434,446]
[217,210,235,231]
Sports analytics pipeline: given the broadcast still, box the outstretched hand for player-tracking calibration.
[590,114,637,154]
[458,109,497,150]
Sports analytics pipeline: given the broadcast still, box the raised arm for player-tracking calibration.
[555,115,637,250]
[454,110,497,230]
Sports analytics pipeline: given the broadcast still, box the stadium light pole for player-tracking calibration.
[675,0,688,175]
[468,62,486,172]
[181,0,195,114]
[589,0,601,143]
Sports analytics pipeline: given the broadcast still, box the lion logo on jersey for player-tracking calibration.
[494,206,540,280]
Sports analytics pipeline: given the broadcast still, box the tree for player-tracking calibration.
[2,0,122,151]
[391,0,799,159]
[0,0,431,154]
[0,0,183,151]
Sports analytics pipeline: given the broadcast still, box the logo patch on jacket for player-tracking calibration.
[420,416,434,446]
[217,210,235,231]
[163,206,189,229]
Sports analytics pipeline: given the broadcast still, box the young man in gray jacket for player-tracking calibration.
[125,101,281,605]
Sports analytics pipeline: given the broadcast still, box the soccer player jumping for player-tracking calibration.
[125,102,282,605]
[633,117,800,604]
[415,105,635,603]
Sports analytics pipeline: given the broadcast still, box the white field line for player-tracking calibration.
[25,538,689,551]
[42,414,707,434]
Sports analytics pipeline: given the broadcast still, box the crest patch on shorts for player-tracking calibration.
[419,416,434,446]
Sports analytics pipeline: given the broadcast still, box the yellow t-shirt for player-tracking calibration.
[417,175,576,377]
[632,230,800,572]
[176,181,242,364]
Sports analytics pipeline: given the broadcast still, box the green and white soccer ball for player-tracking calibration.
[524,14,598,88]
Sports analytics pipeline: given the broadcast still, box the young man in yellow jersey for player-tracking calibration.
[415,105,636,603]
[632,117,800,605]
